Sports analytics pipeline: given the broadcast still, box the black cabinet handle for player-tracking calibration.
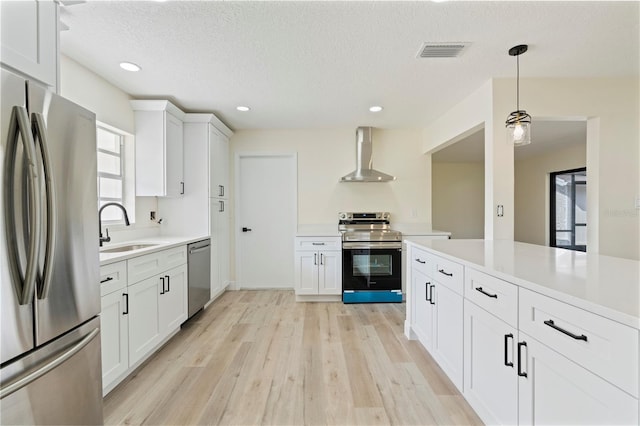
[165,275,170,292]
[517,341,527,377]
[100,276,114,284]
[415,258,426,264]
[425,282,431,302]
[438,269,453,277]
[242,227,252,232]
[543,320,587,341]
[429,284,435,305]
[475,287,498,299]
[504,333,514,367]
[314,253,317,265]
[180,181,185,195]
[160,277,166,295]
[122,293,129,315]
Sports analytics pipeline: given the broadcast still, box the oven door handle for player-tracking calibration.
[342,242,402,249]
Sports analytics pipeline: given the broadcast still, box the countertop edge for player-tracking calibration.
[404,239,640,331]
[99,235,209,266]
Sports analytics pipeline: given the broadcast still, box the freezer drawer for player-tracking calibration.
[0,317,104,425]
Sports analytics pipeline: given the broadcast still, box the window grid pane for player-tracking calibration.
[97,126,125,222]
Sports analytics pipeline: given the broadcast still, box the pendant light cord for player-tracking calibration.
[516,54,520,111]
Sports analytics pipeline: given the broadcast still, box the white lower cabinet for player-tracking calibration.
[405,242,640,425]
[294,237,342,296]
[127,275,162,366]
[408,250,463,391]
[431,282,463,391]
[518,332,638,426]
[464,299,518,425]
[411,269,433,349]
[100,291,129,393]
[294,250,341,295]
[128,265,188,366]
[159,265,188,334]
[100,246,188,394]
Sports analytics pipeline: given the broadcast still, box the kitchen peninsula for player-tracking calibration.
[404,237,639,425]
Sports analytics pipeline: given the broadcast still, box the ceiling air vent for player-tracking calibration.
[417,43,469,58]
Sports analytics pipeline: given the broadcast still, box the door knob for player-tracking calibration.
[242,227,252,232]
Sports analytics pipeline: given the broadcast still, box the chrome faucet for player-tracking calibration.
[99,202,131,247]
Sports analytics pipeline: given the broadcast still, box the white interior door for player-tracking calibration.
[236,154,297,288]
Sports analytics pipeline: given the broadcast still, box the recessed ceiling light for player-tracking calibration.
[119,62,141,72]
[369,106,383,112]
[236,106,250,112]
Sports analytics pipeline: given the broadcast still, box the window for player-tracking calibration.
[97,123,135,223]
[550,168,587,252]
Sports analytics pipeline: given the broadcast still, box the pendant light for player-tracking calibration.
[505,44,531,146]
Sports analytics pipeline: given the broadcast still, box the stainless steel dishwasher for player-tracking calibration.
[187,239,211,318]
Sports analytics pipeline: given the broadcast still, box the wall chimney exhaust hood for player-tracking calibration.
[340,127,396,182]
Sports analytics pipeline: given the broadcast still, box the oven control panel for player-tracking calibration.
[338,212,390,221]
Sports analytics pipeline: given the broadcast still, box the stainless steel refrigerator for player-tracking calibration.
[1,68,103,424]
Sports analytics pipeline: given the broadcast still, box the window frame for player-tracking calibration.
[96,122,134,225]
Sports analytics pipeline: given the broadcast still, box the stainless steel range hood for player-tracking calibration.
[340,127,396,182]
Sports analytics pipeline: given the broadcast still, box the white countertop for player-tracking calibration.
[99,235,209,266]
[405,238,640,330]
[296,224,341,237]
[394,223,451,236]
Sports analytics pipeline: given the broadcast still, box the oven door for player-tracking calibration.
[342,242,402,292]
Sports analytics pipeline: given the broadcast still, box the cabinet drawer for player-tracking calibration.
[160,245,187,270]
[410,246,433,277]
[128,251,164,285]
[519,288,639,398]
[295,237,341,251]
[465,268,518,326]
[100,261,127,296]
[128,246,188,284]
[432,255,464,296]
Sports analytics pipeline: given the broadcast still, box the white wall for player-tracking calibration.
[515,143,587,246]
[231,128,431,226]
[432,162,485,239]
[59,55,160,241]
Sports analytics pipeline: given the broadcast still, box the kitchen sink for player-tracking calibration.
[100,243,159,253]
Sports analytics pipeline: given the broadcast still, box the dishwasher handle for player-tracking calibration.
[189,245,210,254]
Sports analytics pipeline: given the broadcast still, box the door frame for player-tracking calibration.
[549,167,587,252]
[234,152,298,289]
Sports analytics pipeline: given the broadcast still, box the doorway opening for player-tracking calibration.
[550,167,587,252]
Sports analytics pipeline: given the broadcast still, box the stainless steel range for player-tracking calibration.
[339,212,403,303]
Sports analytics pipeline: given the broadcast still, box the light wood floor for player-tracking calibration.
[104,290,483,425]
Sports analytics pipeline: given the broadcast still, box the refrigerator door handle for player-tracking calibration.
[4,106,41,305]
[0,327,99,400]
[32,112,57,299]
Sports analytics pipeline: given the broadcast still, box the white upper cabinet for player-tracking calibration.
[131,100,185,197]
[210,128,229,198]
[1,0,58,88]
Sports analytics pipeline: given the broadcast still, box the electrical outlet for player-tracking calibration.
[150,211,156,220]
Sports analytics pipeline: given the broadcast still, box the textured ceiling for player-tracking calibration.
[59,1,639,131]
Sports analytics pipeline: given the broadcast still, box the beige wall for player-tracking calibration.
[515,143,587,246]
[59,55,158,237]
[432,162,485,239]
[230,128,431,226]
[60,55,135,133]
[424,77,639,260]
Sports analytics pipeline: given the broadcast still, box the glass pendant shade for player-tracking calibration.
[506,110,531,146]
